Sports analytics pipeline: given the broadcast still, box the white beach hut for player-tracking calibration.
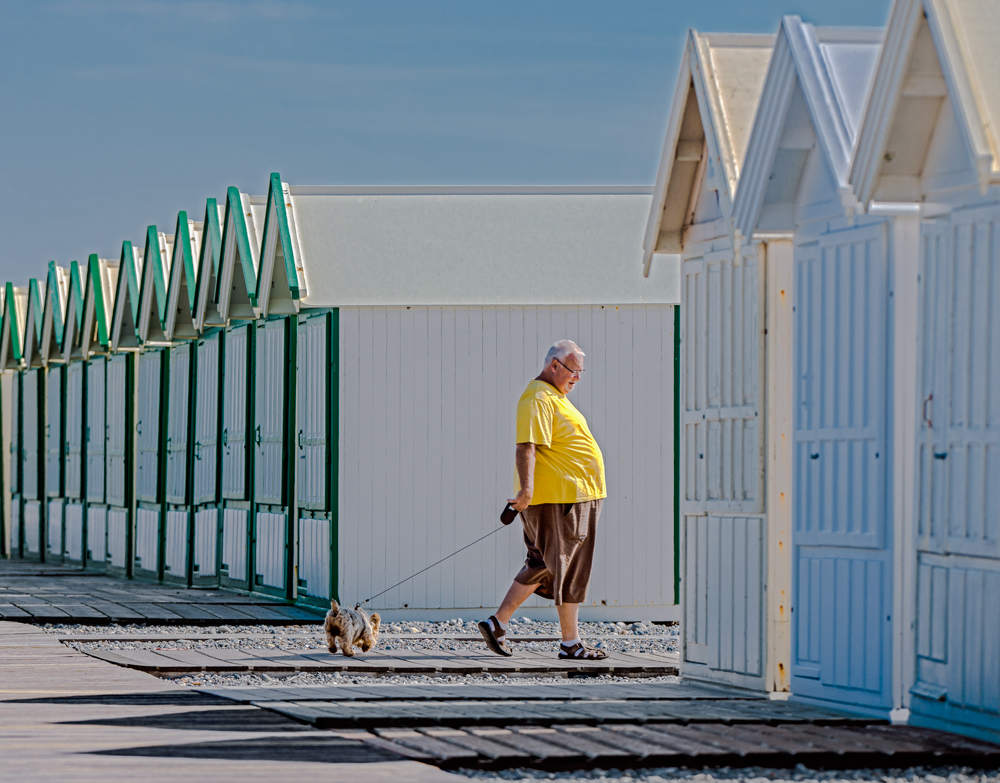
[642,31,780,687]
[19,278,48,560]
[58,261,88,566]
[39,262,69,564]
[2,284,26,558]
[849,0,1000,740]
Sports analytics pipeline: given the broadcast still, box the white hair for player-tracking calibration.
[543,339,584,370]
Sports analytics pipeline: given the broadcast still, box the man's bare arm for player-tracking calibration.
[508,443,535,511]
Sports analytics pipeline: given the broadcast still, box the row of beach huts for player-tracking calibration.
[2,0,999,743]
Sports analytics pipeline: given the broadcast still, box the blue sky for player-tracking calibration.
[0,0,891,283]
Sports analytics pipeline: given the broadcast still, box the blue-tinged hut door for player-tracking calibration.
[792,223,892,711]
[85,357,107,569]
[220,323,251,589]
[191,331,221,586]
[912,206,1000,738]
[9,372,20,557]
[64,361,85,565]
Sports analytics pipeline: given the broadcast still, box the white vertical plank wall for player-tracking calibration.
[47,499,63,561]
[256,511,286,589]
[338,305,676,615]
[10,502,20,557]
[45,368,62,498]
[222,508,248,582]
[221,325,248,500]
[22,369,39,501]
[87,505,107,564]
[194,508,218,578]
[105,356,127,508]
[23,501,40,556]
[9,372,19,504]
[134,507,159,574]
[165,344,190,505]
[254,319,285,506]
[792,223,892,711]
[86,359,106,504]
[135,351,161,504]
[912,204,1000,736]
[193,333,220,505]
[64,502,83,561]
[107,508,128,569]
[164,509,187,578]
[65,363,84,499]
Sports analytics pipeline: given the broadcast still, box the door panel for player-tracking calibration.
[135,351,162,503]
[296,314,327,509]
[193,333,220,505]
[255,319,286,506]
[86,359,106,503]
[221,325,248,500]
[65,363,84,499]
[165,345,191,504]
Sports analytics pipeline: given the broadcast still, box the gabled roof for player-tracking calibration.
[110,240,142,352]
[207,187,259,325]
[0,283,26,371]
[80,255,116,357]
[254,173,303,317]
[733,17,882,238]
[39,262,70,365]
[60,261,87,363]
[136,225,173,344]
[164,211,201,340]
[22,277,46,368]
[642,31,774,273]
[192,198,223,333]
[850,0,1000,202]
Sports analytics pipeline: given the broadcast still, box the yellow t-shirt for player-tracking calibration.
[515,379,606,505]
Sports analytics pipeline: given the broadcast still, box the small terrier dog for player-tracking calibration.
[324,600,380,656]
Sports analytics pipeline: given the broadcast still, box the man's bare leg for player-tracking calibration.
[495,581,538,625]
[556,602,580,643]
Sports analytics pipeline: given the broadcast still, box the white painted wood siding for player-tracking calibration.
[64,501,83,561]
[87,505,107,564]
[255,319,286,506]
[105,356,128,508]
[107,508,128,568]
[221,507,248,582]
[338,305,676,611]
[86,359,105,503]
[9,373,18,496]
[45,368,62,497]
[135,351,161,503]
[165,344,190,505]
[193,333,220,505]
[193,508,218,577]
[22,369,39,500]
[23,500,40,555]
[164,509,187,578]
[255,511,286,589]
[681,247,762,513]
[65,363,84,499]
[298,516,332,600]
[9,499,17,554]
[47,498,63,559]
[135,507,159,574]
[296,313,327,509]
[222,325,249,500]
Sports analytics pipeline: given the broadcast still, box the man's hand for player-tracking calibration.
[507,489,533,512]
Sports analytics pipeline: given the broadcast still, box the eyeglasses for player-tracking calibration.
[554,357,585,376]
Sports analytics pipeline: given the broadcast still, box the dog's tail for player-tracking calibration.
[370,613,381,632]
[330,599,340,613]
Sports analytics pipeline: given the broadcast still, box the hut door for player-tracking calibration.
[22,369,39,500]
[10,371,19,496]
[165,344,191,505]
[86,358,106,504]
[45,368,62,497]
[296,313,327,510]
[254,319,286,507]
[193,332,220,506]
[792,223,891,708]
[65,363,84,499]
[221,325,249,500]
[135,351,161,503]
[914,206,1000,717]
[105,355,128,508]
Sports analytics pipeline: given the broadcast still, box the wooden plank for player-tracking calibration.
[158,603,228,622]
[464,727,584,761]
[417,728,532,761]
[620,723,731,755]
[0,605,32,619]
[330,729,437,762]
[684,723,786,755]
[516,726,633,761]
[146,649,243,672]
[117,603,184,622]
[372,729,479,765]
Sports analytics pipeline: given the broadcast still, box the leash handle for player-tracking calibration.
[500,503,518,525]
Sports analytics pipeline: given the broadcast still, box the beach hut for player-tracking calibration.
[731,17,895,715]
[849,0,1000,740]
[19,278,47,560]
[0,285,24,558]
[58,262,87,566]
[642,31,780,687]
[39,263,69,563]
[283,180,678,618]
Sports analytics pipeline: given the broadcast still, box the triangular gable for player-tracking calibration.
[40,262,70,365]
[207,187,260,326]
[110,241,142,352]
[255,172,303,316]
[22,277,46,367]
[851,0,1000,203]
[734,17,882,237]
[61,261,87,363]
[81,255,116,357]
[164,211,201,340]
[643,31,774,274]
[136,225,173,344]
[0,284,26,371]
[193,198,223,333]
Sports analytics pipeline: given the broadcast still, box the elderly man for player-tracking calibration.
[479,339,607,660]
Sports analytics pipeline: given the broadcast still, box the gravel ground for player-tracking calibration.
[164,671,683,687]
[450,766,1000,783]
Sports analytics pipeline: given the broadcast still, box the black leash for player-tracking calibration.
[354,504,518,610]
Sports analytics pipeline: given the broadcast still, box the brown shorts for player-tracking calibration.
[513,499,602,605]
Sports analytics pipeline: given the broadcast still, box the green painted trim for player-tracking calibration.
[142,225,169,328]
[174,211,198,311]
[192,198,222,314]
[28,278,44,342]
[221,187,258,305]
[122,240,141,325]
[673,304,681,606]
[330,308,339,603]
[46,262,65,350]
[256,172,299,304]
[5,282,22,362]
[87,255,111,348]
[68,261,85,334]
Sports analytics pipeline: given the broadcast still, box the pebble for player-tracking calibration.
[452,766,1000,783]
[166,671,683,688]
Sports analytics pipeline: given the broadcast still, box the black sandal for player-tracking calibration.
[478,616,513,657]
[558,641,607,660]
